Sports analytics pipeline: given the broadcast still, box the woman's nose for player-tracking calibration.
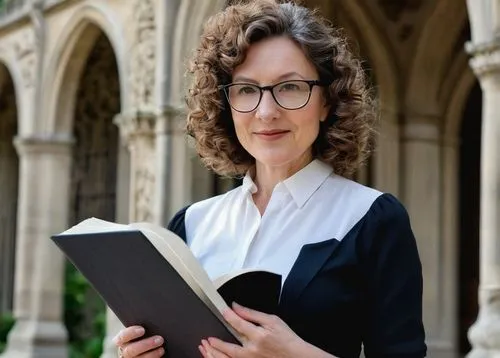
[256,90,279,121]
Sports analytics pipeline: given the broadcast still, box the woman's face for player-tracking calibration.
[228,36,329,169]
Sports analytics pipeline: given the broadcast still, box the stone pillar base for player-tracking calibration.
[466,288,500,358]
[467,350,500,358]
[467,317,500,357]
[426,344,457,358]
[0,319,67,358]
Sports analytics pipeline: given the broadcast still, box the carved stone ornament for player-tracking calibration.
[114,112,156,223]
[133,163,155,222]
[13,31,37,88]
[466,40,500,78]
[128,0,156,110]
[114,111,156,145]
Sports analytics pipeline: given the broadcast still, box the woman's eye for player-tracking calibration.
[238,86,257,95]
[279,83,300,91]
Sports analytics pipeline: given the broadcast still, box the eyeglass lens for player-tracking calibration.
[226,80,312,112]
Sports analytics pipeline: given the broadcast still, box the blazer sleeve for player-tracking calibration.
[166,205,190,243]
[360,194,427,358]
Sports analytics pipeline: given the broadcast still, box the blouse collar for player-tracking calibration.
[241,159,333,208]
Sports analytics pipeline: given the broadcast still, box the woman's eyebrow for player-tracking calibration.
[231,76,259,83]
[232,72,307,84]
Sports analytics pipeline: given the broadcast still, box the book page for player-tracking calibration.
[59,217,131,234]
[130,223,232,311]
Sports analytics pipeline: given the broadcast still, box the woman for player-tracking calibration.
[114,0,427,357]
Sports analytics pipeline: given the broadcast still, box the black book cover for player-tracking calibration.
[51,228,281,358]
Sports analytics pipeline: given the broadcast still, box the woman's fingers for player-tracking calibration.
[113,326,146,346]
[232,302,275,326]
[113,327,164,358]
[121,335,164,358]
[222,306,256,338]
[200,339,231,358]
[137,346,165,357]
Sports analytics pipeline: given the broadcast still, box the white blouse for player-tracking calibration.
[184,159,382,282]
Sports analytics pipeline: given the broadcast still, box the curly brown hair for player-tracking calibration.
[186,0,377,178]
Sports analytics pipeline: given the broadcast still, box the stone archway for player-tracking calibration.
[406,0,468,112]
[324,0,400,193]
[0,63,18,317]
[43,3,129,135]
[61,29,122,356]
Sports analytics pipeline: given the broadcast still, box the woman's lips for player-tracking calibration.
[254,130,290,140]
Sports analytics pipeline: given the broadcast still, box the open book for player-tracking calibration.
[51,218,281,358]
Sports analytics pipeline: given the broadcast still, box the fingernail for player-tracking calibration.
[154,336,164,345]
[113,332,122,345]
[135,327,145,335]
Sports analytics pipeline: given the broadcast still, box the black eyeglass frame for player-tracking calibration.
[218,79,329,113]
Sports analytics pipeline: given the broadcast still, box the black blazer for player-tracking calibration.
[167,193,427,358]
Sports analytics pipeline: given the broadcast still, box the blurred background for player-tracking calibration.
[0,0,497,357]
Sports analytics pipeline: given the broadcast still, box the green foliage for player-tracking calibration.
[0,312,15,354]
[64,261,106,358]
[0,263,106,357]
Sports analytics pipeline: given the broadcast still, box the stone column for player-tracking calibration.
[440,135,460,357]
[157,105,192,221]
[464,41,500,358]
[402,119,456,358]
[372,108,400,196]
[1,135,73,358]
[100,111,158,358]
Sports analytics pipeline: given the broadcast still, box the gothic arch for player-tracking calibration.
[335,0,401,193]
[0,53,24,132]
[167,0,226,107]
[444,64,476,140]
[161,0,228,209]
[43,3,127,134]
[339,0,400,117]
[406,0,468,113]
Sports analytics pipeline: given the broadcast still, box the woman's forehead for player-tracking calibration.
[231,36,318,83]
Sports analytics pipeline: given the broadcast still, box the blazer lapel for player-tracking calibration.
[280,237,340,306]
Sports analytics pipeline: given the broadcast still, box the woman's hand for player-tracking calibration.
[113,326,165,357]
[199,302,309,358]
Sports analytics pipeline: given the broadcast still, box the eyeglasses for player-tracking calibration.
[219,80,328,113]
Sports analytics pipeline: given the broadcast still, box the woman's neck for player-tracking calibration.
[252,153,313,215]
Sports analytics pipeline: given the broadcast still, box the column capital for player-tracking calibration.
[402,115,441,143]
[114,111,156,144]
[156,105,186,135]
[13,134,74,156]
[466,39,500,78]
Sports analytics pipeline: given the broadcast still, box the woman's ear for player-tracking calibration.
[320,86,332,122]
[320,103,331,122]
